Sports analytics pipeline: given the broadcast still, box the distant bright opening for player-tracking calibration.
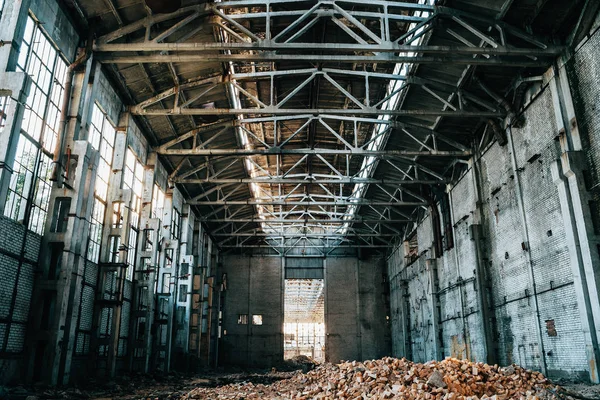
[284,279,325,363]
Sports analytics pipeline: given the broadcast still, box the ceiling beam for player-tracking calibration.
[212,233,399,237]
[177,178,447,185]
[95,42,561,57]
[97,54,555,67]
[219,244,395,248]
[202,218,411,223]
[158,148,471,157]
[189,200,426,206]
[133,107,502,117]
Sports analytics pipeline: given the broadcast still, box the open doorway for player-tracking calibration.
[284,279,325,362]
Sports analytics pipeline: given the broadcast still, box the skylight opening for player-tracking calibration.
[338,0,434,236]
[218,0,434,243]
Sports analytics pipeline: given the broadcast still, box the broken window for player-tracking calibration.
[123,148,143,279]
[142,228,154,251]
[165,248,174,268]
[126,228,138,280]
[123,148,143,227]
[178,284,187,302]
[112,202,123,228]
[108,235,121,263]
[162,273,171,294]
[5,16,67,235]
[545,319,557,337]
[87,104,116,263]
[0,95,10,134]
[237,314,248,325]
[179,263,189,279]
[404,233,419,264]
[171,207,181,240]
[136,286,149,310]
[50,197,70,233]
[152,184,164,218]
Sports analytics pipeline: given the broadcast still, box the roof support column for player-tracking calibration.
[549,60,600,383]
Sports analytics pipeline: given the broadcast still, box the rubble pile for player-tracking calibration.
[184,357,563,400]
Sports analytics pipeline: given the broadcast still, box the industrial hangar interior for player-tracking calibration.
[0,0,600,396]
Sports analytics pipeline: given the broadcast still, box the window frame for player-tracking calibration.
[86,103,116,263]
[4,15,68,235]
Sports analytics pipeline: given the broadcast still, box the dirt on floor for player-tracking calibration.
[1,357,599,400]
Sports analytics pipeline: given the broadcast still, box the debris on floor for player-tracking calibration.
[3,358,598,399]
[183,357,570,400]
[279,355,319,373]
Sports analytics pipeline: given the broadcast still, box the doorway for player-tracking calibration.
[283,279,325,362]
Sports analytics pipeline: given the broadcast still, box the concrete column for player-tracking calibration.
[128,152,160,373]
[447,186,470,360]
[551,160,600,383]
[355,258,362,360]
[154,193,177,372]
[23,51,96,385]
[469,224,497,365]
[400,279,412,360]
[48,141,97,385]
[88,113,131,379]
[548,60,600,382]
[173,204,194,365]
[426,257,442,360]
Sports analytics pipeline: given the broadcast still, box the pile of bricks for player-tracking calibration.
[184,357,562,399]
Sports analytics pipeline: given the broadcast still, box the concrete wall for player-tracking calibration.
[220,255,390,367]
[325,257,391,363]
[387,24,600,380]
[221,255,284,367]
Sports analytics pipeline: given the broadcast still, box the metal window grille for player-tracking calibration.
[4,16,67,235]
[87,104,116,263]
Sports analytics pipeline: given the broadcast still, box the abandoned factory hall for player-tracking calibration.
[1,0,600,397]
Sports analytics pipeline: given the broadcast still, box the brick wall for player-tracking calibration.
[0,215,42,383]
[387,86,589,380]
[568,17,600,256]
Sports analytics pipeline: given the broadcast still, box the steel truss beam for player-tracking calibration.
[95,0,557,250]
[213,233,398,237]
[176,178,447,184]
[134,108,501,117]
[202,219,410,223]
[95,0,559,66]
[156,115,472,157]
[189,200,426,206]
[100,54,555,66]
[220,244,395,248]
[158,148,470,156]
[132,68,503,117]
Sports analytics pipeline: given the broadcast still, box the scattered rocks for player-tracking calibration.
[502,365,516,376]
[427,370,446,388]
[183,357,564,400]
[280,355,319,373]
[3,358,595,400]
